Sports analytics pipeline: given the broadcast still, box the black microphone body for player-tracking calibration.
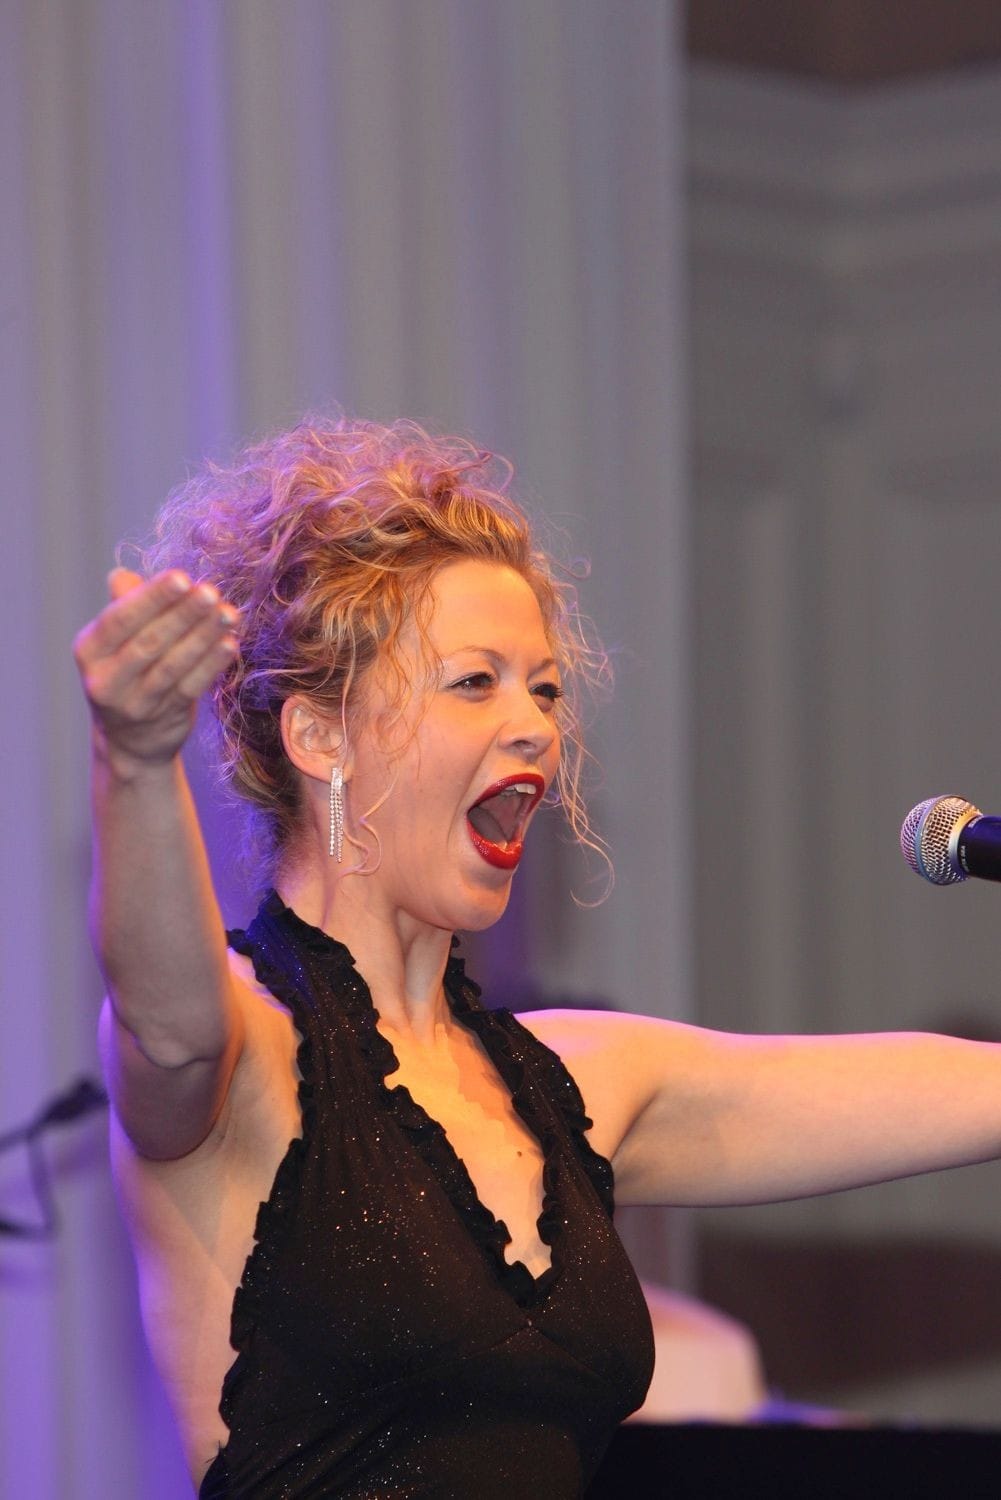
[955,815,1001,881]
[901,795,1001,886]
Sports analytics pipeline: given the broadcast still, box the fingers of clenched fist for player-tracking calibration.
[73,569,241,765]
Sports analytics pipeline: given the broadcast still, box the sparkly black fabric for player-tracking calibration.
[198,891,654,1499]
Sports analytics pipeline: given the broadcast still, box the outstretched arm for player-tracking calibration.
[74,567,244,1159]
[520,1009,1001,1207]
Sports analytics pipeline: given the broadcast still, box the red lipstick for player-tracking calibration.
[466,773,545,870]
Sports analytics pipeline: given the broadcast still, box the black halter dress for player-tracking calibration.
[198,892,654,1499]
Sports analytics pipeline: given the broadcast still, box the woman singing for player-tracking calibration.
[74,416,1001,1498]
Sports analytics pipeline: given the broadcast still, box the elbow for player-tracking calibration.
[100,993,234,1073]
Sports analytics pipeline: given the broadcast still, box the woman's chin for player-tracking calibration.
[449,874,514,932]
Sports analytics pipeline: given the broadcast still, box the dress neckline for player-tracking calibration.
[257,890,564,1308]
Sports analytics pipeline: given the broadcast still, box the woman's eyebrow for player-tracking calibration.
[452,645,558,674]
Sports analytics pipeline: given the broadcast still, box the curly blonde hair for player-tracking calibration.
[142,413,609,885]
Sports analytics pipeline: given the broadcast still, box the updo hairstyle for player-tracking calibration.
[142,414,607,882]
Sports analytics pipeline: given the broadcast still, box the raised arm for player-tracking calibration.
[521,1010,1001,1208]
[74,567,244,1159]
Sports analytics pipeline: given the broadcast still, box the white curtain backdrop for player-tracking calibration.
[687,61,1001,1424]
[0,4,688,1495]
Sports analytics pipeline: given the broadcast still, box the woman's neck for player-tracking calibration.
[274,860,454,1043]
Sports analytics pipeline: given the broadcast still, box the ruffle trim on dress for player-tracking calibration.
[265,897,552,1306]
[208,903,326,1484]
[490,1008,616,1219]
[453,993,618,1306]
[260,893,616,1311]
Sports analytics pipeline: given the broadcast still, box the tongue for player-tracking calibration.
[468,793,519,846]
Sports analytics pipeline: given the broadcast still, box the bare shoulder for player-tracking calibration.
[513,1009,751,1204]
[515,1005,674,1051]
[515,1006,711,1078]
[513,1008,713,1163]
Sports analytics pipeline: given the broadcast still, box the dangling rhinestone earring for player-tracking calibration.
[328,765,344,861]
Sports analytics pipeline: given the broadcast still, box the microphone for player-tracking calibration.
[900,795,1001,885]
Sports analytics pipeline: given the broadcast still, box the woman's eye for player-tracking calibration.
[449,673,563,707]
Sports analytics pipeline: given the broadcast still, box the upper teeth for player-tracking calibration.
[500,783,536,795]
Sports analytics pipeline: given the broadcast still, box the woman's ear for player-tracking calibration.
[280,695,346,784]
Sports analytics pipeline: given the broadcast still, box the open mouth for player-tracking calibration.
[466,774,545,870]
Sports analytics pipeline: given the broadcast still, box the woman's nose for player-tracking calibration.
[501,691,558,758]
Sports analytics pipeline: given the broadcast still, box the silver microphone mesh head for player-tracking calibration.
[900,795,980,885]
